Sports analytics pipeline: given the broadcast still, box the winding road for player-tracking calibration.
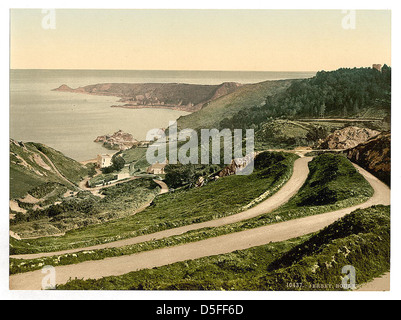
[9,158,390,290]
[11,157,311,260]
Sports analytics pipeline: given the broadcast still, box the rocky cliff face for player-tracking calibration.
[53,82,241,112]
[344,132,390,185]
[94,130,139,150]
[318,126,380,150]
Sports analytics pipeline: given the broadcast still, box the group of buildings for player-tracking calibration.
[96,154,167,175]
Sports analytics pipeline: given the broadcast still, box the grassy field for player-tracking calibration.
[55,205,390,290]
[10,153,373,274]
[9,152,297,256]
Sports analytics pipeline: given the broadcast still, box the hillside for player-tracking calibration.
[344,132,391,185]
[197,67,391,134]
[55,205,390,290]
[177,79,294,130]
[53,82,241,112]
[9,139,88,199]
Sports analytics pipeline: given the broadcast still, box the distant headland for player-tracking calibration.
[53,82,242,112]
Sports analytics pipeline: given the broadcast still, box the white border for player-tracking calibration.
[2,0,400,301]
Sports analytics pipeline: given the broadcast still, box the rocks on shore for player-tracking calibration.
[94,130,140,150]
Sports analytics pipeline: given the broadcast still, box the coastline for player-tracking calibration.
[110,104,197,112]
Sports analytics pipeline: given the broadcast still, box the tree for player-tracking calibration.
[112,155,125,171]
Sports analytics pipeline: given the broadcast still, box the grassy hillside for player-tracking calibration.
[29,142,88,184]
[176,67,390,151]
[56,205,390,290]
[10,152,297,254]
[220,67,391,132]
[10,153,374,274]
[177,79,294,130]
[9,140,88,199]
[10,178,161,239]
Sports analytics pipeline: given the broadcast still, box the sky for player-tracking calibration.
[10,9,391,71]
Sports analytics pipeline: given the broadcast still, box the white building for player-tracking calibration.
[97,154,113,168]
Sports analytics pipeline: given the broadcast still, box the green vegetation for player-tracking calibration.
[10,140,88,199]
[68,82,239,108]
[176,153,373,237]
[164,164,223,189]
[55,205,390,290]
[255,119,329,149]
[256,118,389,150]
[176,67,391,150]
[27,182,67,200]
[88,173,118,188]
[9,152,297,255]
[117,146,151,174]
[30,142,88,184]
[177,80,293,131]
[220,67,391,131]
[100,154,126,174]
[15,182,70,209]
[294,153,370,206]
[10,179,160,240]
[120,146,147,164]
[10,153,373,275]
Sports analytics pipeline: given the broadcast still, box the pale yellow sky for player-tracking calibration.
[10,9,391,71]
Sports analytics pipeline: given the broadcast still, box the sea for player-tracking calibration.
[9,69,316,161]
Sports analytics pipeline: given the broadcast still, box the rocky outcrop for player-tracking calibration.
[94,130,139,150]
[53,82,241,113]
[344,132,390,185]
[318,126,380,150]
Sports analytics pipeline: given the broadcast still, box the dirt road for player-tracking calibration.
[37,150,77,189]
[11,157,311,260]
[9,159,390,290]
[356,272,390,291]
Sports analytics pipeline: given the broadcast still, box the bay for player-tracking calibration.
[9,69,315,161]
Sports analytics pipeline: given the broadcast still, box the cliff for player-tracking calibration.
[317,126,380,150]
[344,132,391,185]
[53,82,241,112]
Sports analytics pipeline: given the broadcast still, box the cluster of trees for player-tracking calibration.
[164,164,223,189]
[219,66,391,130]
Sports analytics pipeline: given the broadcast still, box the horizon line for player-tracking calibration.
[10,68,320,73]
